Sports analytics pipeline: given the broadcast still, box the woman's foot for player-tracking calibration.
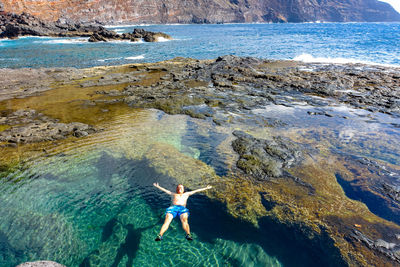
[155,234,163,241]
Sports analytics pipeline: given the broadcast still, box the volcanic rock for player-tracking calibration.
[232,130,303,179]
[0,109,98,145]
[0,0,399,23]
[0,12,171,42]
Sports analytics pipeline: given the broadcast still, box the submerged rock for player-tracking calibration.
[232,130,302,179]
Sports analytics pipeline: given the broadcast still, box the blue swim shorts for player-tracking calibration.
[165,205,190,218]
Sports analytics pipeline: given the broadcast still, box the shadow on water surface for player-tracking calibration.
[110,223,155,267]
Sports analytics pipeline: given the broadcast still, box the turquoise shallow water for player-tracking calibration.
[0,109,359,267]
[0,111,294,267]
[0,98,399,265]
[0,23,400,68]
[0,111,279,266]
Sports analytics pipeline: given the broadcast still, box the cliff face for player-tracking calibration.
[0,0,399,24]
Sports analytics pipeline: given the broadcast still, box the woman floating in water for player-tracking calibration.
[153,183,212,241]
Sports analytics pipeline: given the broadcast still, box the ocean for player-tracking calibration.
[0,22,400,68]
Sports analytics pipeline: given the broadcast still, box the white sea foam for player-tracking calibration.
[0,58,19,61]
[19,36,52,39]
[133,39,144,43]
[156,37,170,42]
[36,38,89,44]
[125,55,145,60]
[105,24,152,28]
[105,23,187,28]
[113,28,126,34]
[97,57,123,62]
[293,53,400,68]
[106,39,144,44]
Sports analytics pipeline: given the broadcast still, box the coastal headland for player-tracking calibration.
[0,12,172,42]
[1,56,399,266]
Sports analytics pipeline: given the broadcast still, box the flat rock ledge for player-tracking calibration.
[0,109,98,146]
[16,261,65,267]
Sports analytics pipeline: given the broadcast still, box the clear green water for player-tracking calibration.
[0,110,284,267]
[1,101,398,266]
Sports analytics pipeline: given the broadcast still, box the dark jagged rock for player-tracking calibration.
[132,28,171,42]
[92,55,400,125]
[0,11,104,38]
[0,12,171,42]
[0,0,399,24]
[351,229,400,264]
[382,183,400,202]
[231,130,303,179]
[88,28,172,42]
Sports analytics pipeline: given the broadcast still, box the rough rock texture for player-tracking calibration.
[0,11,104,38]
[232,130,302,179]
[0,109,98,146]
[16,261,66,267]
[0,0,399,24]
[0,12,171,41]
[97,55,400,121]
[88,28,172,42]
[351,229,400,264]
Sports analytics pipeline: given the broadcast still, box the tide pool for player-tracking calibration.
[0,110,337,267]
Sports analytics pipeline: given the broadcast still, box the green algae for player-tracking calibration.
[0,125,11,132]
[0,161,22,180]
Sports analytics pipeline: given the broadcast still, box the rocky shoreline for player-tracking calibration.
[1,56,400,266]
[0,12,171,42]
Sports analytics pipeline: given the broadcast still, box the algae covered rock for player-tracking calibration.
[232,130,302,179]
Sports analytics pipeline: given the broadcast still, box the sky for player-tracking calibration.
[379,0,400,13]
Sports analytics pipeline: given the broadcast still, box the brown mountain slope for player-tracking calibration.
[0,0,399,24]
